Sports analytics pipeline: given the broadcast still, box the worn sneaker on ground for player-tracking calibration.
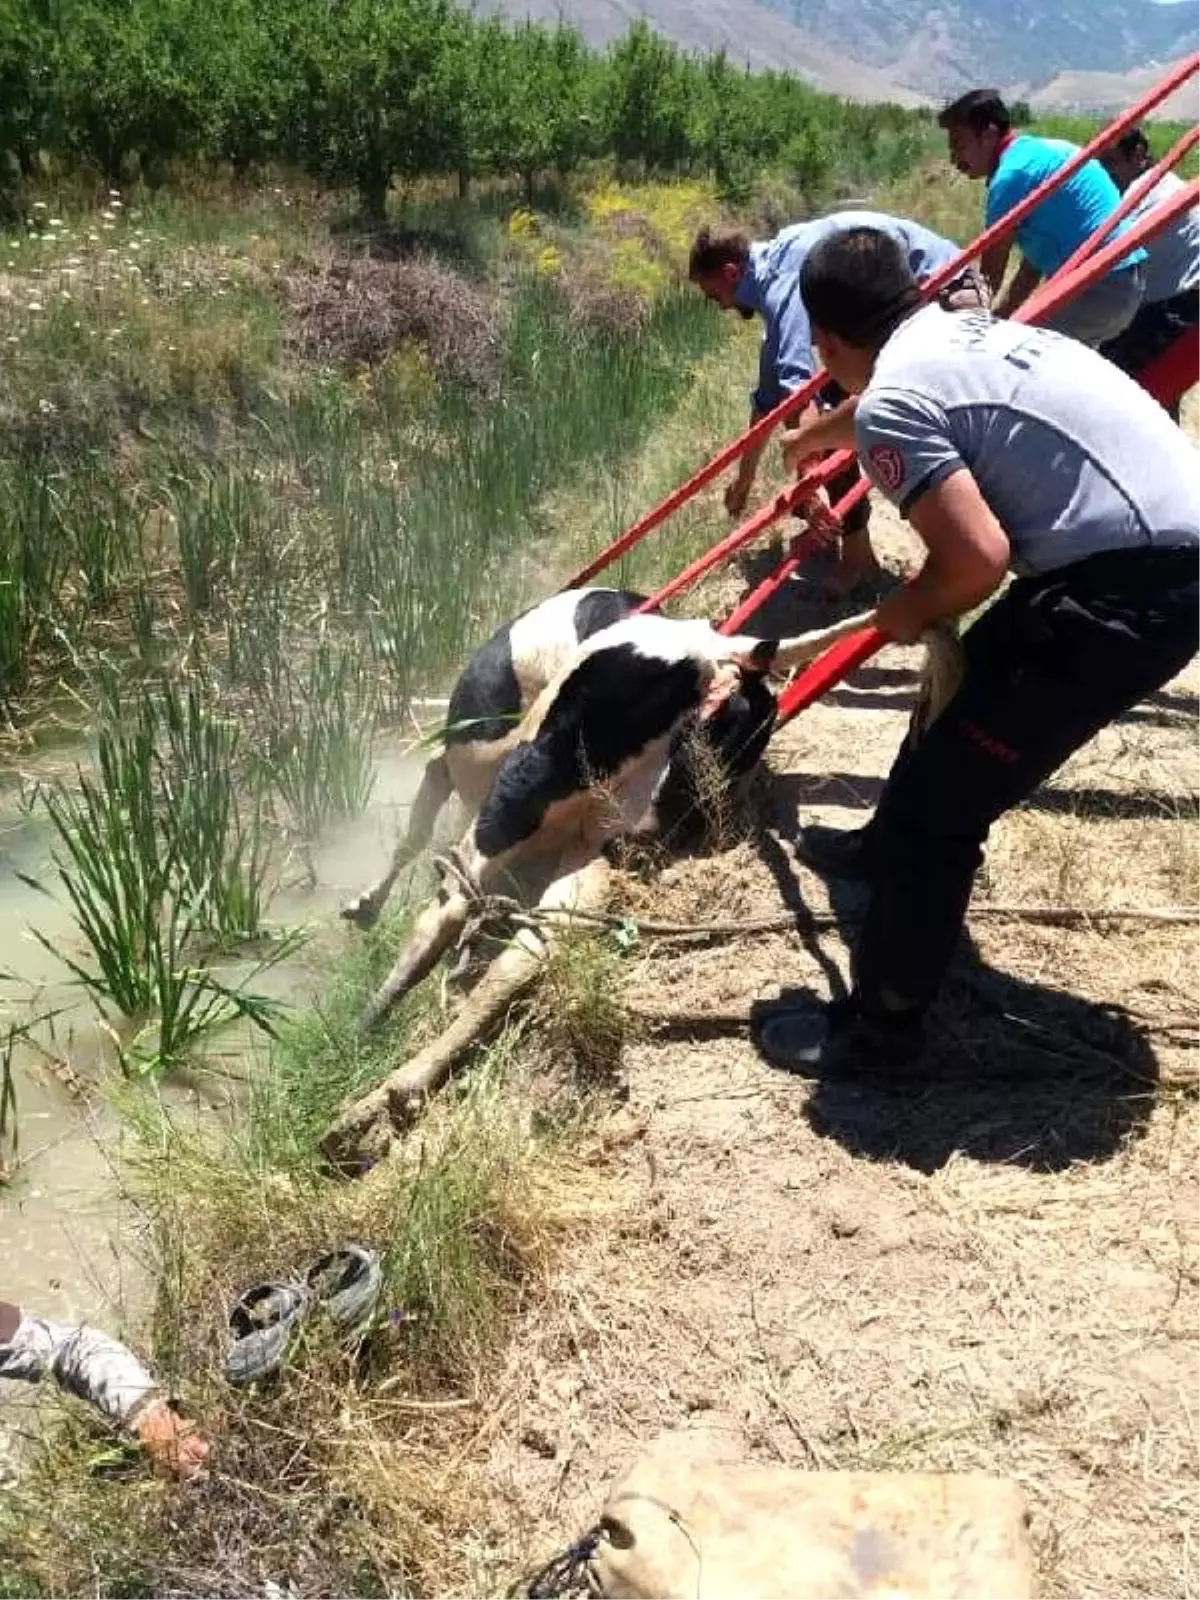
[792,822,878,883]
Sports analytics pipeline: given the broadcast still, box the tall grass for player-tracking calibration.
[358,277,724,698]
[0,264,724,720]
[0,461,74,708]
[256,637,378,840]
[30,678,298,1076]
[1,1018,26,1160]
[0,900,608,1596]
[157,678,274,940]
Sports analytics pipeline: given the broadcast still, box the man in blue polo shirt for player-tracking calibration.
[688,211,985,596]
[938,89,1146,347]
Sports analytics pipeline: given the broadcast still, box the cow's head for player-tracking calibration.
[653,658,777,843]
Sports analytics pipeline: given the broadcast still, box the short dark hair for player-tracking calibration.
[1111,127,1150,161]
[937,88,1011,136]
[800,227,922,348]
[688,226,750,280]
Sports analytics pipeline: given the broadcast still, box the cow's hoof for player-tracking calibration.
[340,894,381,931]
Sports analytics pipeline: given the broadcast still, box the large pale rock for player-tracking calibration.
[591,1430,1036,1600]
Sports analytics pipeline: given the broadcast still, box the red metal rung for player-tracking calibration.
[635,452,851,614]
[1137,328,1200,408]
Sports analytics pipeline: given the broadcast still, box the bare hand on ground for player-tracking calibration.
[135,1400,211,1480]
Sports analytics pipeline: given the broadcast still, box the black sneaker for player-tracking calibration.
[793,822,877,882]
[751,994,923,1077]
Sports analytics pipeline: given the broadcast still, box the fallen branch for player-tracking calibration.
[516,901,1198,940]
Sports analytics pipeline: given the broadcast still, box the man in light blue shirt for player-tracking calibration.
[688,212,985,596]
[939,89,1146,347]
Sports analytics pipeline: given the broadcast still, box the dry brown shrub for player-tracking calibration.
[556,268,652,337]
[283,254,505,398]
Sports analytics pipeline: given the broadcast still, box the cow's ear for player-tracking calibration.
[735,639,777,677]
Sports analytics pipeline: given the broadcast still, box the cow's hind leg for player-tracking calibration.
[323,849,612,1173]
[341,754,453,930]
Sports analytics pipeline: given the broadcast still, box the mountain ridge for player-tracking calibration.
[759,0,1196,98]
[477,0,1198,109]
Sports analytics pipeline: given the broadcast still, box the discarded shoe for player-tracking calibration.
[305,1243,382,1336]
[224,1243,383,1386]
[224,1281,311,1387]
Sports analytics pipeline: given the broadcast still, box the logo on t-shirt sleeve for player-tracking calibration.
[867,445,906,493]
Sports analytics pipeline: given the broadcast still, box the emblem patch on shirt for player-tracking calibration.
[867,445,905,492]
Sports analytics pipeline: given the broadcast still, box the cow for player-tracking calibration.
[354,606,886,1034]
[341,587,646,931]
[323,601,963,1170]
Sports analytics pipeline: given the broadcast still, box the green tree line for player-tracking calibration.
[0,0,939,213]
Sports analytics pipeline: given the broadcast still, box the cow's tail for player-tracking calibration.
[357,885,472,1033]
[738,610,963,734]
[911,620,963,738]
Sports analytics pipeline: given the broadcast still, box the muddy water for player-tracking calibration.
[0,738,435,1338]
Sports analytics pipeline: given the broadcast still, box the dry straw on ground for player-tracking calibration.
[470,490,1198,1600]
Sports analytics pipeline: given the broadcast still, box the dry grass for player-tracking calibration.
[462,489,1198,1600]
[283,254,506,399]
[534,933,632,1093]
[0,1008,617,1598]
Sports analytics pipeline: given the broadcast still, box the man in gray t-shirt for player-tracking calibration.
[749,226,1199,1076]
[1099,127,1199,422]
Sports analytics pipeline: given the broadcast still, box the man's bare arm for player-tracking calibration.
[874,469,1010,644]
[979,236,1014,298]
[779,397,858,474]
[993,257,1042,319]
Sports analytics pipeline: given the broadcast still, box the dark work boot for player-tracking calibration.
[750,992,924,1078]
[793,821,878,882]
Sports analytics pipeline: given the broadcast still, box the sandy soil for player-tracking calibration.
[472,492,1199,1600]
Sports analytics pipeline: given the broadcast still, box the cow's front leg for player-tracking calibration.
[356,875,472,1034]
[323,845,612,1172]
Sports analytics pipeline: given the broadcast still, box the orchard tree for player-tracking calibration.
[0,0,58,184]
[204,0,312,177]
[604,21,694,175]
[49,0,209,186]
[502,21,597,201]
[288,0,455,222]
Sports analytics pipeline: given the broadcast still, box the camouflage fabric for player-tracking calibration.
[0,1304,160,1426]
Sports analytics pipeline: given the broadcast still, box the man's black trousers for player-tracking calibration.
[852,545,1200,1021]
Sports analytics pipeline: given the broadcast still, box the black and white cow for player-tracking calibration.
[357,604,883,1030]
[342,587,646,929]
